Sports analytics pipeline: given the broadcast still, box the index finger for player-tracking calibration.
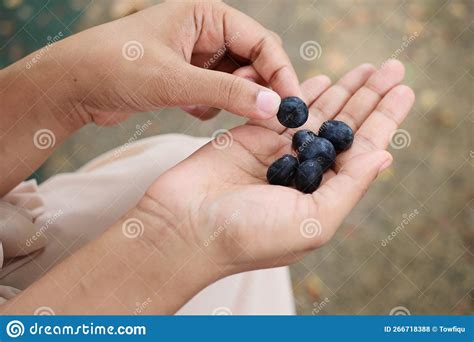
[220,3,301,98]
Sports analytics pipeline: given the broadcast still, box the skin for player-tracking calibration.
[0,1,300,197]
[0,2,415,314]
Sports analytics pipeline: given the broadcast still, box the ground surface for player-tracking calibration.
[1,0,472,315]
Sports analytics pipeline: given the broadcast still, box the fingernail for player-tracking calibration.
[378,158,393,174]
[256,90,281,117]
[181,105,197,112]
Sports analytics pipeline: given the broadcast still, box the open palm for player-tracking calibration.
[146,60,415,275]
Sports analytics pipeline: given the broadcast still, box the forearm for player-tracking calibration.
[0,54,82,196]
[0,195,221,315]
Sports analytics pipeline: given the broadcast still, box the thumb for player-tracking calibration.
[312,150,392,243]
[178,65,282,119]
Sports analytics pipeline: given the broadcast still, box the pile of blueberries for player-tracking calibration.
[266,97,354,193]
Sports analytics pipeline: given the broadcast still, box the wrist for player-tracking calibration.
[1,50,85,135]
[117,195,226,313]
[0,59,86,196]
[0,197,225,315]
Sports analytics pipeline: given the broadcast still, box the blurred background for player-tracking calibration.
[1,0,472,315]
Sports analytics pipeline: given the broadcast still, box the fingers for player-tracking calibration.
[300,75,332,105]
[190,53,226,71]
[180,105,220,120]
[220,4,301,98]
[233,65,266,85]
[181,3,301,118]
[335,85,415,170]
[247,74,331,133]
[182,64,266,120]
[283,63,375,137]
[334,59,405,131]
[176,64,282,119]
[298,150,392,250]
[310,63,376,114]
[267,30,283,46]
[356,85,415,147]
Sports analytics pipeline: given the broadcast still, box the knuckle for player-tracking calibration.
[269,30,282,45]
[269,63,288,82]
[364,81,385,96]
[341,170,371,198]
[375,106,401,127]
[316,75,332,85]
[302,230,332,251]
[249,33,278,62]
[336,111,358,131]
[155,65,195,105]
[355,134,378,152]
[218,76,242,109]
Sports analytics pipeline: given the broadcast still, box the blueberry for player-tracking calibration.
[266,154,299,186]
[277,97,309,128]
[292,129,317,151]
[297,136,336,171]
[295,160,323,193]
[318,120,354,153]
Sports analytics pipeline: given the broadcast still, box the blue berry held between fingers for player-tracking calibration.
[295,160,323,193]
[318,120,354,153]
[291,129,317,151]
[296,136,336,171]
[277,97,309,128]
[266,154,299,186]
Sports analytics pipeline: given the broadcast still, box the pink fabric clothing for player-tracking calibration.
[0,134,295,315]
[0,181,46,282]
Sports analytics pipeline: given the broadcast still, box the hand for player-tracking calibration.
[18,1,300,127]
[0,61,414,315]
[140,60,415,277]
[0,1,299,197]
